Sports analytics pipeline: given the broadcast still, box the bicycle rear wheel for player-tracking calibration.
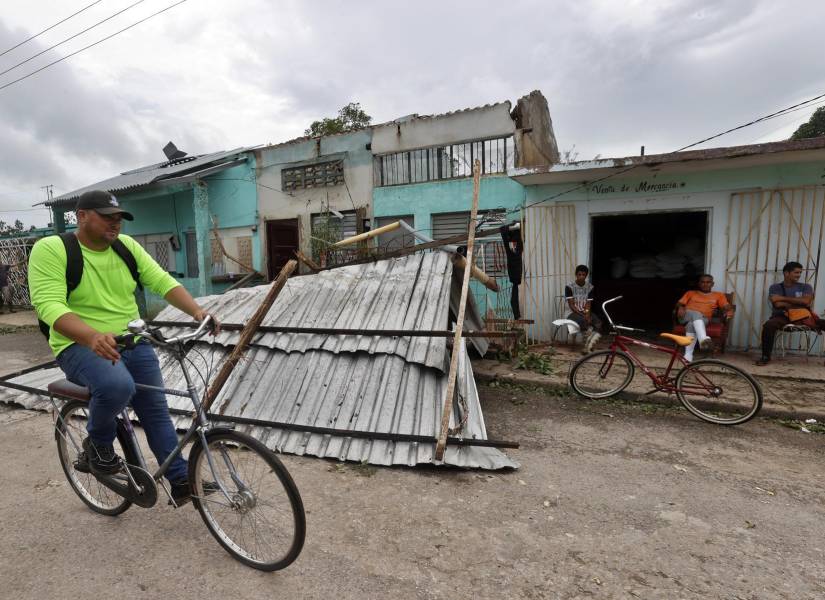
[54,400,132,515]
[569,350,635,399]
[675,359,763,425]
[189,430,306,571]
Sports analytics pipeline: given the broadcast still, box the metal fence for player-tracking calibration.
[0,236,36,308]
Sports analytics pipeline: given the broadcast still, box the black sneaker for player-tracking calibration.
[74,446,91,473]
[82,437,122,474]
[169,480,220,507]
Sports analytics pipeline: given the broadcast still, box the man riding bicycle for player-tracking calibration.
[28,190,219,505]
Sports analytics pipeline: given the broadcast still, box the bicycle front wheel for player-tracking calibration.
[55,400,132,516]
[189,430,306,571]
[675,359,763,425]
[569,350,635,399]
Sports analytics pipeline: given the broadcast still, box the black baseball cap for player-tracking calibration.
[75,190,134,221]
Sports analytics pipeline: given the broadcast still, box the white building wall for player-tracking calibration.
[254,130,374,263]
[371,103,515,154]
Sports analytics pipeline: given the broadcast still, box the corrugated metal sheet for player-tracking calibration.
[48,148,251,205]
[158,251,488,365]
[0,253,514,469]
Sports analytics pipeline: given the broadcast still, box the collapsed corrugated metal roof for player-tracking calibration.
[0,252,516,469]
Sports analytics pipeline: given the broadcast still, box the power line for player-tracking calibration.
[513,91,825,215]
[0,0,147,79]
[671,92,825,153]
[0,0,104,59]
[0,0,189,93]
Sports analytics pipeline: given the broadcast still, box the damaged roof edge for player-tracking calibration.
[509,135,825,181]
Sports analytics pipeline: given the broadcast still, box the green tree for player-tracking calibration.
[0,219,26,235]
[304,102,372,137]
[790,106,825,140]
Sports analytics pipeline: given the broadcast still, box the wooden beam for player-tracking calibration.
[451,253,499,291]
[224,270,260,292]
[294,249,321,272]
[435,160,481,461]
[201,259,297,414]
[320,226,507,270]
[333,220,400,247]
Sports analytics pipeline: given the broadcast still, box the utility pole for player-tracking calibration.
[41,184,64,232]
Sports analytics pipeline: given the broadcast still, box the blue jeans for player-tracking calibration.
[56,341,188,483]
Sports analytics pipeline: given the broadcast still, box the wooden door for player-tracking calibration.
[265,219,299,280]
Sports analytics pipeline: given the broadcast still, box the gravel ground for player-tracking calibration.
[1,390,823,597]
[1,329,823,599]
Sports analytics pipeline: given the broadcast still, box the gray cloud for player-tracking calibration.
[1,0,824,227]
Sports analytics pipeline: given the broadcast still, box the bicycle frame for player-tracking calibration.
[55,319,240,506]
[599,296,720,397]
[608,334,687,393]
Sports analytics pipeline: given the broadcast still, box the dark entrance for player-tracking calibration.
[589,211,708,332]
[265,219,299,280]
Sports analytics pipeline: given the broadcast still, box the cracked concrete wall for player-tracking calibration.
[512,90,559,167]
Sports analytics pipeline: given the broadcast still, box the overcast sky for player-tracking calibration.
[1,0,824,227]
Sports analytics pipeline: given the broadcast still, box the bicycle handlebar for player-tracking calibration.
[116,315,214,348]
[600,296,646,334]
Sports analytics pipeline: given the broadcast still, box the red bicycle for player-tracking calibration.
[568,296,763,425]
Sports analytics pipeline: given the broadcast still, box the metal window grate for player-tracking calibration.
[374,136,513,187]
[237,236,253,273]
[282,160,345,191]
[150,241,170,270]
[431,210,507,277]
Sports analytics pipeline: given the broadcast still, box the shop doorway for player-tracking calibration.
[589,211,708,332]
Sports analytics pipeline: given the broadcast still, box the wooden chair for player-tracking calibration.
[672,292,735,354]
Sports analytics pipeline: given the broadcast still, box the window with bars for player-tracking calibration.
[374,136,513,187]
[310,210,358,241]
[431,210,507,277]
[131,233,173,271]
[282,160,345,191]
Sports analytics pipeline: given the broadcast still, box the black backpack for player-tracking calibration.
[37,232,143,339]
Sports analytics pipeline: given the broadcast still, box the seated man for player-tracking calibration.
[675,274,734,362]
[757,261,825,365]
[565,265,603,353]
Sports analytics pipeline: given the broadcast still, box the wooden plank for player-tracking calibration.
[294,249,321,272]
[451,253,500,291]
[333,221,400,247]
[435,160,481,461]
[319,227,507,270]
[202,259,297,414]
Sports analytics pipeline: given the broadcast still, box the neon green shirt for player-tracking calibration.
[28,233,181,356]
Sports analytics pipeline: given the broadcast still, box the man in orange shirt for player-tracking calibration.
[675,274,735,361]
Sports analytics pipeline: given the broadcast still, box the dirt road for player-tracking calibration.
[1,330,824,598]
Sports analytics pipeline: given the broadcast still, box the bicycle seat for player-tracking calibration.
[659,333,695,347]
[48,379,90,402]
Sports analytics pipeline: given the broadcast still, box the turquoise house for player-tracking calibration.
[46,147,260,315]
[509,136,825,350]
